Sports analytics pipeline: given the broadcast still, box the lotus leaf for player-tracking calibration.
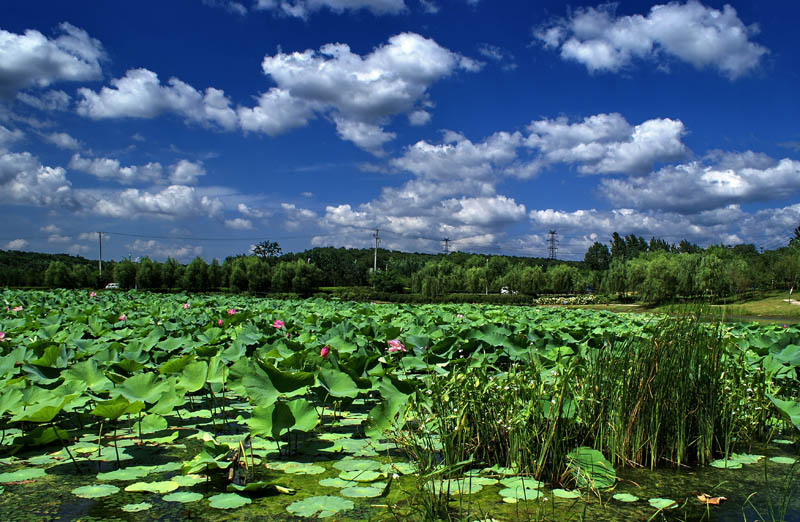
[286,495,354,518]
[163,491,204,503]
[552,489,581,499]
[121,502,151,512]
[124,480,179,493]
[340,485,384,497]
[648,498,677,510]
[208,492,251,509]
[613,493,639,502]
[71,484,119,498]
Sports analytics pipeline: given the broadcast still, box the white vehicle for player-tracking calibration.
[105,282,120,289]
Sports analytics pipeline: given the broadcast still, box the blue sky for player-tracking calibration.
[1,0,799,262]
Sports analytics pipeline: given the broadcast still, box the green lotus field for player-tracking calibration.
[0,289,798,521]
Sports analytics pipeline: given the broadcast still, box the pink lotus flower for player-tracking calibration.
[457,314,464,319]
[183,303,190,309]
[217,318,224,326]
[118,314,126,322]
[273,319,284,329]
[320,346,330,358]
[12,306,22,312]
[227,308,236,315]
[0,332,5,342]
[387,339,406,353]
[89,291,96,298]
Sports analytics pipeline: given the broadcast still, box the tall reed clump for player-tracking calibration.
[576,308,755,468]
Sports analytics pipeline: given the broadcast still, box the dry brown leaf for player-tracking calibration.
[697,493,727,505]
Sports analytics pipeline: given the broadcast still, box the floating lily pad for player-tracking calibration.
[340,485,384,498]
[163,491,204,503]
[730,453,763,464]
[208,492,251,509]
[286,495,354,518]
[499,476,544,489]
[125,480,179,493]
[380,461,415,475]
[319,477,356,488]
[339,470,382,482]
[333,458,381,472]
[71,484,120,498]
[271,461,326,475]
[613,493,639,502]
[426,479,483,495]
[0,468,46,483]
[499,487,542,501]
[710,459,742,469]
[121,502,151,512]
[26,455,59,466]
[153,461,183,473]
[773,439,794,445]
[649,498,677,510]
[769,456,797,464]
[553,489,581,499]
[96,466,153,481]
[171,474,205,487]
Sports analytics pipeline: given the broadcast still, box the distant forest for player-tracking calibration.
[2,230,799,304]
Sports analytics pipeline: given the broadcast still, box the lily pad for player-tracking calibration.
[730,453,763,464]
[613,493,639,502]
[96,466,153,481]
[499,476,543,489]
[340,485,384,498]
[208,492,251,509]
[553,489,581,499]
[319,477,356,488]
[709,459,742,469]
[163,491,204,503]
[271,461,326,475]
[769,456,797,464]
[426,479,483,495]
[121,502,152,512]
[71,484,120,498]
[0,468,46,483]
[171,474,206,487]
[649,498,678,510]
[772,439,794,445]
[499,487,542,501]
[286,495,354,518]
[339,470,382,482]
[125,480,179,493]
[333,458,381,472]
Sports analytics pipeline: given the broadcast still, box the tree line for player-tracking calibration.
[2,231,799,303]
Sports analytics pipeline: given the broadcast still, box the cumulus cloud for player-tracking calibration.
[0,151,76,208]
[125,239,203,261]
[524,113,687,176]
[535,1,767,79]
[42,131,80,150]
[333,116,395,155]
[0,125,24,150]
[16,89,71,111]
[76,68,238,130]
[225,217,253,230]
[169,159,205,184]
[0,23,105,97]
[89,185,223,219]
[600,152,800,212]
[202,0,247,15]
[408,109,431,126]
[236,88,315,135]
[4,239,28,250]
[69,153,164,185]
[237,202,267,218]
[254,0,406,18]
[476,43,517,70]
[66,243,89,255]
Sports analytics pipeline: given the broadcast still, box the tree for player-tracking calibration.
[161,258,181,289]
[245,256,271,292]
[370,269,405,293]
[182,257,208,292]
[253,241,282,262]
[292,261,323,295]
[584,242,611,271]
[229,258,248,292]
[136,257,161,289]
[45,261,73,288]
[114,259,137,289]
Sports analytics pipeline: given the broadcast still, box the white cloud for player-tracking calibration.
[333,116,395,155]
[535,1,767,79]
[524,113,687,176]
[300,191,313,198]
[125,239,203,261]
[69,153,164,185]
[600,152,800,213]
[66,243,90,255]
[476,43,517,70]
[4,239,28,250]
[42,131,80,150]
[169,159,205,184]
[254,0,407,18]
[408,109,431,126]
[40,224,61,234]
[77,68,238,130]
[419,0,439,14]
[0,151,76,208]
[0,125,24,150]
[225,217,253,230]
[0,23,105,97]
[89,185,223,219]
[16,89,71,111]
[202,0,248,15]
[47,234,70,243]
[236,88,315,135]
[237,202,267,218]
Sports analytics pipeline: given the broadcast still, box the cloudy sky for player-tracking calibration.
[1,1,799,261]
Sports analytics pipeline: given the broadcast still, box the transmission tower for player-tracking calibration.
[547,230,558,260]
[442,237,450,253]
[373,229,380,272]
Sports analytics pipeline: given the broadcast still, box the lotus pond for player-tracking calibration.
[0,289,799,521]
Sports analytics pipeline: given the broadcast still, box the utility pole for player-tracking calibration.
[485,256,489,295]
[98,231,103,275]
[373,229,380,273]
[442,238,450,253]
[547,230,558,260]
